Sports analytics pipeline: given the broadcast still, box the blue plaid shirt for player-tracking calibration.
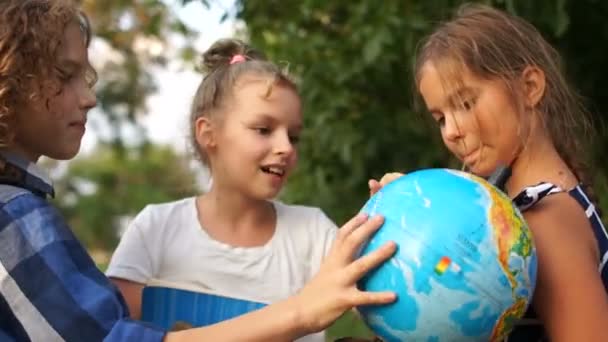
[0,152,166,342]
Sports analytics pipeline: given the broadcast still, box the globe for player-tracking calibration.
[357,168,537,342]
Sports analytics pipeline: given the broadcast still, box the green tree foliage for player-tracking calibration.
[234,0,608,224]
[49,144,199,252]
[80,0,202,151]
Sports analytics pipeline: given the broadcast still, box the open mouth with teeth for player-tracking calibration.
[261,166,285,177]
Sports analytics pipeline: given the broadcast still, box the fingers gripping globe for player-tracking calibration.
[357,168,537,342]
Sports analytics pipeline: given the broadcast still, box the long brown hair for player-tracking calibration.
[415,3,599,211]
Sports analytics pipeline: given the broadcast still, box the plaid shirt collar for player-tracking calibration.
[0,152,54,198]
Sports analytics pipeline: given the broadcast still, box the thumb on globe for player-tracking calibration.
[369,172,405,196]
[368,179,382,196]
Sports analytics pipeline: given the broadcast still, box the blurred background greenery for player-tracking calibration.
[51,0,608,340]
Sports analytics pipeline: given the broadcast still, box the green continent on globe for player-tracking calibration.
[511,222,534,259]
[485,179,534,259]
[490,297,528,341]
[474,175,534,340]
[472,174,533,292]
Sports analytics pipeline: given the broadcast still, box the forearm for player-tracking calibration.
[163,296,307,342]
[110,278,144,320]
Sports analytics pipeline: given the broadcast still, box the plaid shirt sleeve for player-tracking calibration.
[0,190,166,342]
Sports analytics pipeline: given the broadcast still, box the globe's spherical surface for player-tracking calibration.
[357,168,537,342]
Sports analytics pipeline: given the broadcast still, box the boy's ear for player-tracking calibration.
[521,65,546,108]
[195,116,216,150]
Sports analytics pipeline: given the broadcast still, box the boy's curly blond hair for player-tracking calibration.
[0,0,94,147]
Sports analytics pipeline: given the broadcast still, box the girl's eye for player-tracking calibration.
[254,127,271,135]
[460,97,476,111]
[431,113,445,127]
[436,117,445,127]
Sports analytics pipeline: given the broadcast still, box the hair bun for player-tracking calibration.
[201,38,266,73]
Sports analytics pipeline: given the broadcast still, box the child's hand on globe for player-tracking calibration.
[292,214,397,334]
[368,172,404,196]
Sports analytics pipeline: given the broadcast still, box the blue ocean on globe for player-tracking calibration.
[357,168,537,342]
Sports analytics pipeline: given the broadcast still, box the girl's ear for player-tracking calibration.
[195,116,216,152]
[521,65,546,108]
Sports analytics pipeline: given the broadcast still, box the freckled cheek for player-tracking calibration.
[470,112,493,144]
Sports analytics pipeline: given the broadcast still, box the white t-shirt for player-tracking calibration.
[106,197,337,341]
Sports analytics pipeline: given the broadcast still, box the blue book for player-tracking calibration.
[140,280,268,330]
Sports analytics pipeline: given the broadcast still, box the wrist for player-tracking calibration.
[282,294,313,338]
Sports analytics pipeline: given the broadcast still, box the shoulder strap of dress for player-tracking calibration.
[513,182,564,212]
